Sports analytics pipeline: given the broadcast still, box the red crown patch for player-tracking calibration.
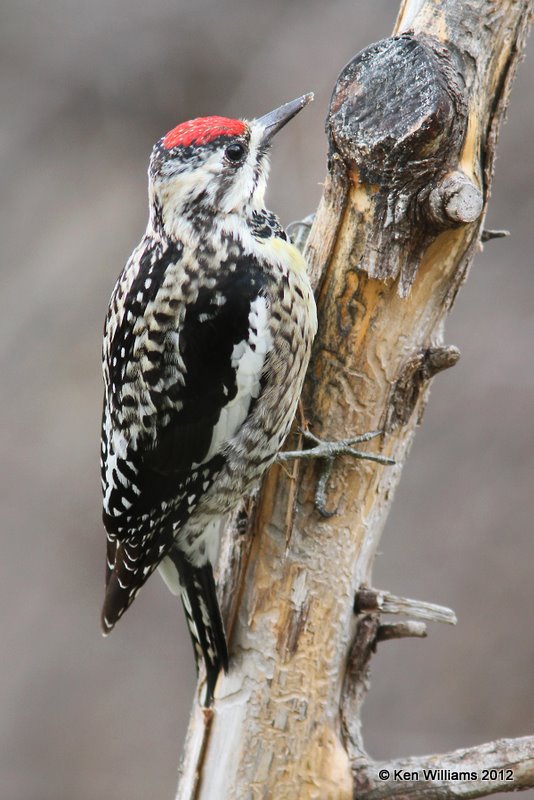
[163,116,246,149]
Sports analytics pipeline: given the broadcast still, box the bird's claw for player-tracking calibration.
[277,429,395,516]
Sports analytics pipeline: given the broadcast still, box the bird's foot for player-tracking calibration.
[286,213,315,252]
[277,429,395,517]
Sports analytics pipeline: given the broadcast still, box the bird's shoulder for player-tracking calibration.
[248,210,308,277]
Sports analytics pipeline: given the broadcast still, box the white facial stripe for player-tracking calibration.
[219,123,269,213]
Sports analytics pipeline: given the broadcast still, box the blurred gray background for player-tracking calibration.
[1,1,532,798]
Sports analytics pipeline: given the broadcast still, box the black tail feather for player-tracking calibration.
[171,551,228,706]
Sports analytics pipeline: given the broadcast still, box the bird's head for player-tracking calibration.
[148,93,313,233]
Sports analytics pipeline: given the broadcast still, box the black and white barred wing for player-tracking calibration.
[100,244,272,632]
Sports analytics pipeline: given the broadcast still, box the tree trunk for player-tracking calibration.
[176,1,533,798]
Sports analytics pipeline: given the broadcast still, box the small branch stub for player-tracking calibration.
[386,345,461,430]
[376,621,428,641]
[355,588,457,626]
[427,170,484,227]
[481,228,510,242]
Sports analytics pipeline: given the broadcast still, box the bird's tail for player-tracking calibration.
[101,536,161,635]
[170,550,229,706]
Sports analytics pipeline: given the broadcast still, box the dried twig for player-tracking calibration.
[354,736,534,800]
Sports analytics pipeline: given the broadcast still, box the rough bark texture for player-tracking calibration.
[176,1,532,798]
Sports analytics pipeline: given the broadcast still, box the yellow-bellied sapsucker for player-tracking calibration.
[100,94,317,704]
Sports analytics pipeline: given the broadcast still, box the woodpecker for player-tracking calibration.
[100,93,317,704]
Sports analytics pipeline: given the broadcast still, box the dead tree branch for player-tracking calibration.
[355,736,534,800]
[176,1,532,797]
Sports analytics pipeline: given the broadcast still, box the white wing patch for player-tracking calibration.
[204,295,271,462]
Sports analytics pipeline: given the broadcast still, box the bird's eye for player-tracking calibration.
[225,142,246,163]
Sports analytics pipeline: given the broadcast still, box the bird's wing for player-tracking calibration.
[100,242,273,631]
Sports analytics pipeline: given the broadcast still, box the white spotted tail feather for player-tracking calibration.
[100,93,316,705]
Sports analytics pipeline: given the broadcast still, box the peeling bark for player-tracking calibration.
[176,2,532,798]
